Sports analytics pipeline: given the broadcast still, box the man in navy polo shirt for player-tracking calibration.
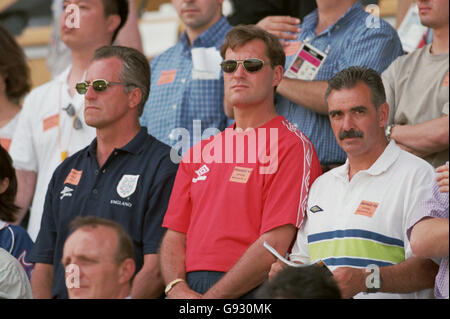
[29,46,178,299]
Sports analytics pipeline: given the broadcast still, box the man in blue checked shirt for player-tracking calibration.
[140,0,232,155]
[257,0,404,169]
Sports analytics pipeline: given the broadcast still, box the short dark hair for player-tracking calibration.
[0,145,20,222]
[255,265,342,299]
[0,24,31,100]
[325,66,386,109]
[69,216,134,264]
[101,0,129,43]
[92,45,150,116]
[220,24,286,70]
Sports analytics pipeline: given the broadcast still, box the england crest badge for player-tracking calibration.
[117,175,140,198]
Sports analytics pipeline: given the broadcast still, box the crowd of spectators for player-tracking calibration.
[0,0,448,300]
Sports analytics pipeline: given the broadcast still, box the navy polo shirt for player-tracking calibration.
[29,127,179,299]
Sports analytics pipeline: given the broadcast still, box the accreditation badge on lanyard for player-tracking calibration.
[285,42,328,81]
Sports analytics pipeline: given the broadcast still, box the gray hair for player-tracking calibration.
[92,45,150,116]
[325,66,386,109]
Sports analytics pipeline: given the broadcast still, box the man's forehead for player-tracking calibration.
[328,84,372,104]
[225,39,268,59]
[86,57,122,80]
[66,226,117,250]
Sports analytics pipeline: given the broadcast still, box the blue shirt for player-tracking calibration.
[276,2,404,165]
[141,17,232,153]
[29,128,178,298]
[0,222,34,279]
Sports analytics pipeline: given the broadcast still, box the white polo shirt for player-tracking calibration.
[9,66,96,241]
[291,141,436,299]
[0,112,20,151]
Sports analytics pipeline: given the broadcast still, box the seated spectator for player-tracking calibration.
[0,145,34,279]
[160,25,321,299]
[140,0,232,155]
[62,216,136,299]
[270,67,438,299]
[0,24,31,152]
[408,163,449,299]
[256,0,403,170]
[382,0,449,168]
[10,0,129,241]
[255,264,341,299]
[0,247,32,299]
[29,45,178,299]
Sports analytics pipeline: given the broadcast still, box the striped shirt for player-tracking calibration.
[276,2,404,165]
[291,141,435,299]
[408,176,449,299]
[140,17,232,150]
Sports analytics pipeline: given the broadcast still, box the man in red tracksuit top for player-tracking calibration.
[160,25,322,299]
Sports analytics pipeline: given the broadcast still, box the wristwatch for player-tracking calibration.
[165,278,185,295]
[385,124,395,141]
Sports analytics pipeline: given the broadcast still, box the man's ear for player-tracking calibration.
[378,102,390,128]
[272,65,284,88]
[0,178,9,195]
[128,87,143,111]
[106,14,121,37]
[118,258,136,285]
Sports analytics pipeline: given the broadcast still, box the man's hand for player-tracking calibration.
[167,281,202,299]
[332,267,366,299]
[256,16,301,44]
[436,164,449,193]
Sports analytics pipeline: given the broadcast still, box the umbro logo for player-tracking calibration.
[192,165,210,183]
[310,205,324,214]
[60,186,74,200]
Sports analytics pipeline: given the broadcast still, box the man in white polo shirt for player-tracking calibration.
[270,67,439,299]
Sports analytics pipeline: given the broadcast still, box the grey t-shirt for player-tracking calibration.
[383,44,449,168]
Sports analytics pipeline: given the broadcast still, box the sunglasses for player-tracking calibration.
[63,103,82,130]
[220,58,269,74]
[75,79,124,95]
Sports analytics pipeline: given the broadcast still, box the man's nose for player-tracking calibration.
[233,63,247,78]
[342,114,355,131]
[85,85,97,100]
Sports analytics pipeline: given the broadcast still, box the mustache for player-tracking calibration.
[339,129,364,140]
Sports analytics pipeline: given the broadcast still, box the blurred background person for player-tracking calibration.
[47,0,143,78]
[0,145,34,280]
[0,24,31,152]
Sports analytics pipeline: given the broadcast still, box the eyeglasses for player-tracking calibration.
[75,79,124,95]
[63,103,82,130]
[220,58,269,74]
